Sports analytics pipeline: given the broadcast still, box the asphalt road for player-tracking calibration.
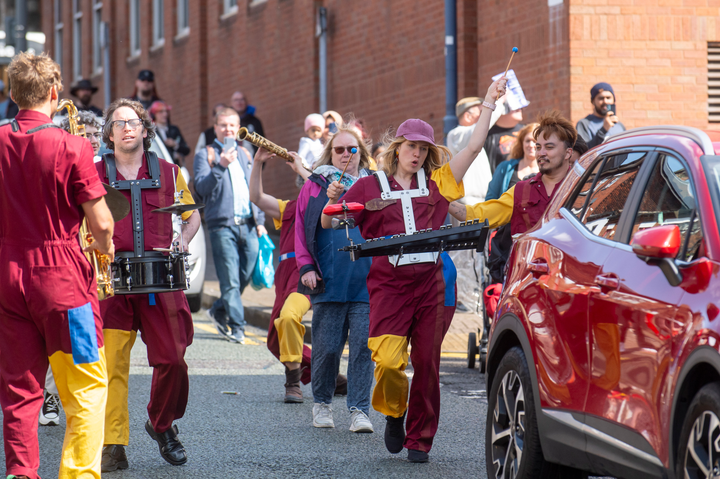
[1,314,490,478]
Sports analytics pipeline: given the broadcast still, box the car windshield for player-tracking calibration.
[701,155,720,236]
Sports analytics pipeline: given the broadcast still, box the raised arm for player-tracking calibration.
[249,147,281,220]
[448,77,508,183]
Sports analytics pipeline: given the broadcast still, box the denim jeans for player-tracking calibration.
[311,301,373,414]
[208,223,259,334]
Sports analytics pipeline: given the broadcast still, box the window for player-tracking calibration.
[568,151,647,241]
[72,0,82,80]
[152,0,164,47]
[54,0,63,72]
[129,0,141,57]
[222,0,238,16]
[92,1,102,74]
[629,154,703,261]
[710,42,720,123]
[177,0,189,36]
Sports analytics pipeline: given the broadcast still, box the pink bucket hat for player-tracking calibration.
[304,113,325,132]
[396,119,435,146]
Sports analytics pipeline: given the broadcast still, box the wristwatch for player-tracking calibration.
[482,100,496,111]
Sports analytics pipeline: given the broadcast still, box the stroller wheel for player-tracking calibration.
[467,332,478,369]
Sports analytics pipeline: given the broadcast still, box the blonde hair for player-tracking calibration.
[314,127,371,172]
[377,132,452,177]
[509,122,539,160]
[7,51,63,109]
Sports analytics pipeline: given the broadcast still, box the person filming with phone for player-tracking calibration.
[194,107,266,345]
[576,82,625,149]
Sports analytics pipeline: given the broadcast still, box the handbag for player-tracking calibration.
[251,234,276,290]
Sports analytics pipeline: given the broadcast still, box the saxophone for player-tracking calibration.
[237,127,293,161]
[58,99,115,300]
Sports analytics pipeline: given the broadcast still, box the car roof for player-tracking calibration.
[606,126,720,156]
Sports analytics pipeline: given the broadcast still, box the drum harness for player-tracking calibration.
[104,151,161,258]
[374,169,439,267]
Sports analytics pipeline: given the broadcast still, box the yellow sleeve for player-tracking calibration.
[176,169,196,221]
[273,199,288,230]
[465,185,515,229]
[430,162,465,202]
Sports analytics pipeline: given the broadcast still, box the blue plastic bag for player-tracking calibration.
[251,234,276,290]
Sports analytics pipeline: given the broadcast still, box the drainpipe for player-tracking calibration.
[101,22,111,108]
[442,0,458,142]
[316,7,328,113]
[14,0,27,53]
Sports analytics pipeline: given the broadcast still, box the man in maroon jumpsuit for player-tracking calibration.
[96,98,201,472]
[0,51,114,479]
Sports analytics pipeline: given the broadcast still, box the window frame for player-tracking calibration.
[625,149,706,262]
[129,0,141,58]
[54,0,64,72]
[176,0,190,38]
[72,0,83,81]
[92,0,103,75]
[562,148,656,244]
[222,0,239,18]
[152,0,165,48]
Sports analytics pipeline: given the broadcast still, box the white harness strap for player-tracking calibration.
[375,170,437,266]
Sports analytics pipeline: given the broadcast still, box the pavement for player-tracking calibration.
[5,315,490,478]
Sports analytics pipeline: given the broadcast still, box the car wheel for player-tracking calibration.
[676,382,720,479]
[486,346,586,479]
[186,292,203,313]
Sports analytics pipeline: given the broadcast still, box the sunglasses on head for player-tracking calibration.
[333,146,358,155]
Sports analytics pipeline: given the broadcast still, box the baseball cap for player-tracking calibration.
[590,82,615,101]
[397,119,435,146]
[138,70,155,82]
[456,97,482,117]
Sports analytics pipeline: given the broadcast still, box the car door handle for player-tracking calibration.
[594,274,619,290]
[528,260,549,275]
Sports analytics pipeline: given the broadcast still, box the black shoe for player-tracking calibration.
[101,445,129,472]
[145,420,187,466]
[384,413,406,454]
[407,449,429,463]
[334,373,347,396]
[284,367,304,403]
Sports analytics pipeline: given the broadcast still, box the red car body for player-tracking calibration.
[486,126,720,478]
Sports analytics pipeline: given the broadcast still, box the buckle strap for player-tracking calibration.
[279,252,296,262]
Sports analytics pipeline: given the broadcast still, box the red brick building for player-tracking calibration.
[42,0,720,202]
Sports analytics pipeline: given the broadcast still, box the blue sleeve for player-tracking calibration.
[193,147,226,198]
[486,164,505,201]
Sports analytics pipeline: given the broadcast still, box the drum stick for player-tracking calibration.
[153,247,173,252]
[503,47,519,78]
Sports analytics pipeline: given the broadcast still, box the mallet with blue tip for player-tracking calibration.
[504,47,519,77]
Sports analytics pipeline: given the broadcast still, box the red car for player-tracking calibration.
[485,126,720,479]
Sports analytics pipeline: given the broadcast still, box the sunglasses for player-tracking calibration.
[333,146,358,155]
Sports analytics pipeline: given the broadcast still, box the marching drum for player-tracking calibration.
[112,252,190,294]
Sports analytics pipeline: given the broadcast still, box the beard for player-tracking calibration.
[594,104,608,116]
[140,87,154,96]
[115,137,144,155]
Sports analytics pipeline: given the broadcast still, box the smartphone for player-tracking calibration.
[328,122,338,134]
[223,137,236,152]
[606,104,616,115]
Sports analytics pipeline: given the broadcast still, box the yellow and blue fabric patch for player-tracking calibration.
[68,302,99,364]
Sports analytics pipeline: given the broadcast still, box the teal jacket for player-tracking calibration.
[486,159,519,200]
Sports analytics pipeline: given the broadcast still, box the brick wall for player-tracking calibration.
[475,0,571,124]
[569,0,720,131]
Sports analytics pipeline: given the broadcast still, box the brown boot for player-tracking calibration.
[284,367,303,403]
[335,373,348,396]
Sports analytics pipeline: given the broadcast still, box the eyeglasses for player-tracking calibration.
[86,132,102,140]
[111,119,143,130]
[333,146,358,155]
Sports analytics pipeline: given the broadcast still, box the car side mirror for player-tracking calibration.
[631,225,682,286]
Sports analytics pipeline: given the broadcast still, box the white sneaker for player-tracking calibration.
[39,392,61,426]
[349,407,374,433]
[312,402,334,428]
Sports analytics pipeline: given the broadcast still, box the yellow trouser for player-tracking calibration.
[275,293,310,363]
[102,329,137,445]
[368,334,409,418]
[49,347,108,479]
